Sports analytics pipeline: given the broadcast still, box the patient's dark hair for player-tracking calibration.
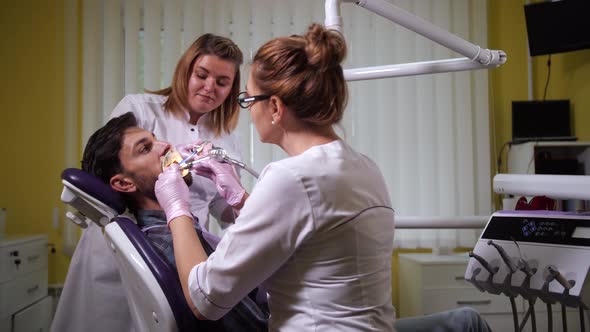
[81,112,137,184]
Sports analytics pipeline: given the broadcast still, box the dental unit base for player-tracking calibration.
[465,211,590,331]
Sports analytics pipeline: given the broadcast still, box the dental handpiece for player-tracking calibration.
[469,251,498,276]
[181,146,260,179]
[547,266,573,290]
[487,240,518,273]
[181,155,211,169]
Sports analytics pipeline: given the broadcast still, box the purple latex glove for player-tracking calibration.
[194,159,246,207]
[155,163,191,225]
[176,140,213,164]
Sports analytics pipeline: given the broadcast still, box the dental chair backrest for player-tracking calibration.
[60,168,210,332]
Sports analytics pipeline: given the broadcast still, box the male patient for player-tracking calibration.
[83,113,492,332]
[80,112,268,331]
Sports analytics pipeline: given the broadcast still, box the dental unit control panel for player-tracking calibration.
[465,210,590,330]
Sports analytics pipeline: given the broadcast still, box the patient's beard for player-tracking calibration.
[134,174,158,202]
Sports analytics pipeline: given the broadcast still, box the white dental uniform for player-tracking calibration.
[189,140,396,331]
[51,93,241,332]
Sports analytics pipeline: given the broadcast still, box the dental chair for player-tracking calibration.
[60,168,219,332]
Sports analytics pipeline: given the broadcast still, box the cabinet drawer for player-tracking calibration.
[422,264,471,289]
[13,296,52,332]
[0,239,47,283]
[422,288,523,314]
[0,268,48,317]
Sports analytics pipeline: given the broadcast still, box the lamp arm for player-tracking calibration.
[325,0,507,80]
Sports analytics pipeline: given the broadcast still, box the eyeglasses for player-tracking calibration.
[237,91,270,109]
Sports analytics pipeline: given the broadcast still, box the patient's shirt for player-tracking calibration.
[135,209,269,331]
[136,210,218,268]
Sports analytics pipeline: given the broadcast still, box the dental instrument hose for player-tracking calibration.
[562,304,567,332]
[510,296,519,332]
[487,240,519,332]
[530,300,537,332]
[547,303,552,332]
[581,305,586,332]
[223,156,260,179]
[209,147,260,179]
[519,300,537,332]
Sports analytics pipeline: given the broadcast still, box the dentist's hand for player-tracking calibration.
[194,159,246,208]
[155,164,191,225]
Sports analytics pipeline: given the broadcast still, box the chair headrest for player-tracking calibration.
[61,168,126,227]
[62,168,126,214]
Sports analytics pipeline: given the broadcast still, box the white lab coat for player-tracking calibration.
[189,140,396,331]
[51,93,241,332]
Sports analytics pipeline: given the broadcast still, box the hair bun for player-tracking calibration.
[304,23,347,72]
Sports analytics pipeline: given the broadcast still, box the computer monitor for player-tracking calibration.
[512,100,574,143]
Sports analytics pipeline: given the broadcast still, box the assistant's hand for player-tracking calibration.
[194,159,246,208]
[155,163,191,225]
[176,140,213,163]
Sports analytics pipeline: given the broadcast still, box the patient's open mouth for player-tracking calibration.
[161,149,190,177]
[161,149,193,186]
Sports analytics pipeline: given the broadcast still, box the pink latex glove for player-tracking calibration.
[155,163,192,225]
[194,159,246,207]
[176,140,213,164]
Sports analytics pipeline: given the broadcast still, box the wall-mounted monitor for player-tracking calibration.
[524,0,590,56]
